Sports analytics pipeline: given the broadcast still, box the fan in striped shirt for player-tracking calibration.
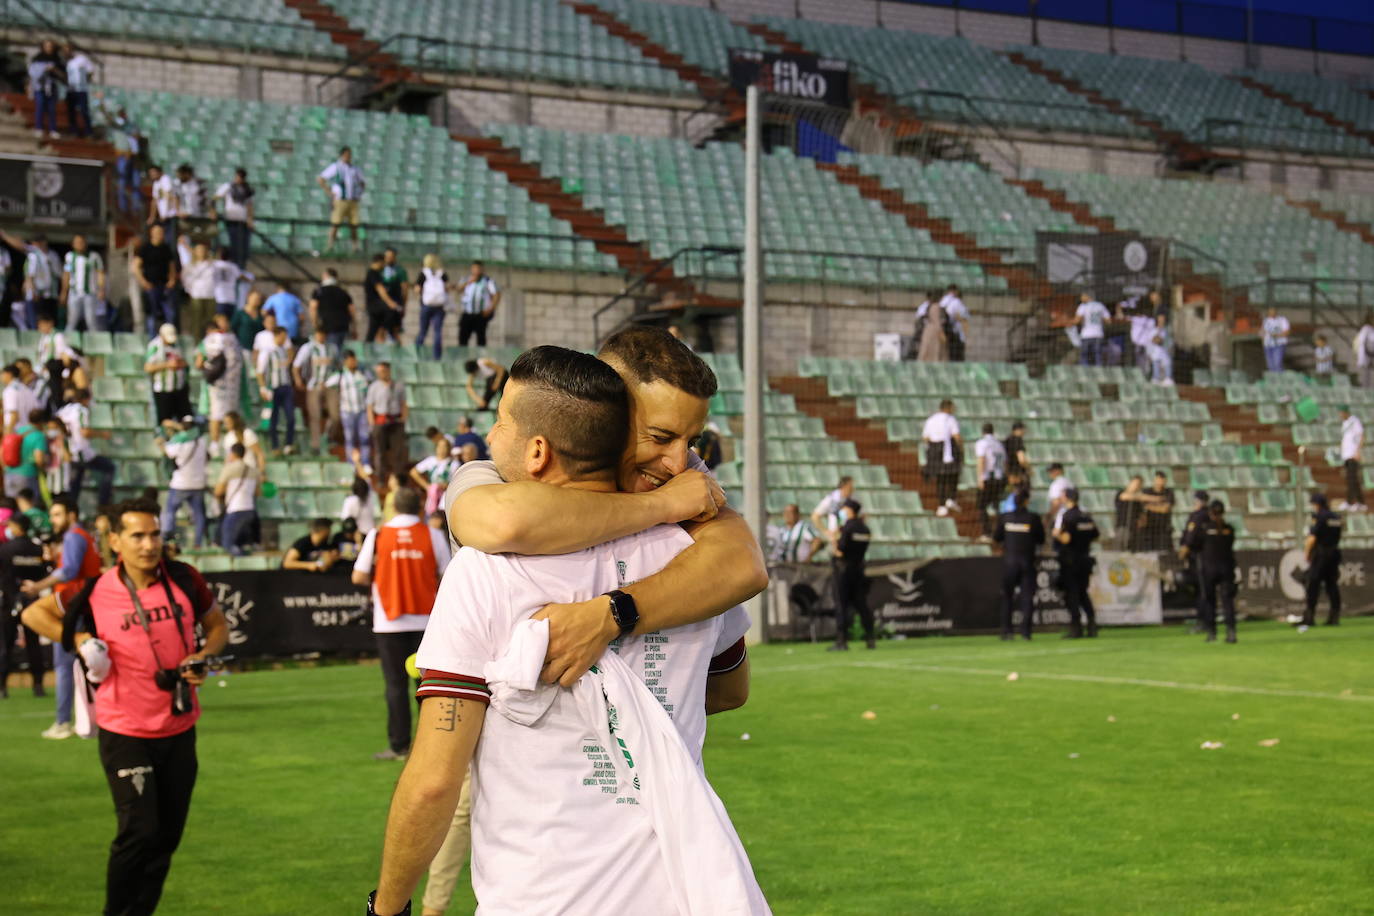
[337,349,372,468]
[61,234,106,332]
[256,325,297,455]
[144,323,191,423]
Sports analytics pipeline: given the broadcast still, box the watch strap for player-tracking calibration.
[605,589,639,637]
[367,891,411,916]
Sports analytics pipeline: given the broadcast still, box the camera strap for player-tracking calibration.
[119,563,189,670]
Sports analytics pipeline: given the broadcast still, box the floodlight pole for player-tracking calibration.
[743,83,766,643]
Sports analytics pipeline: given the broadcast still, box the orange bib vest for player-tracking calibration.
[374,522,437,620]
[64,525,103,580]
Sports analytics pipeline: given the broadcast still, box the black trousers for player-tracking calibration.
[1061,557,1096,628]
[833,563,873,641]
[1001,558,1036,637]
[98,726,198,916]
[1345,459,1364,507]
[1191,556,1207,620]
[152,388,191,424]
[0,610,45,689]
[976,478,1005,535]
[458,312,490,346]
[376,630,424,754]
[1304,551,1341,624]
[365,308,399,343]
[1200,567,1237,632]
[371,421,408,480]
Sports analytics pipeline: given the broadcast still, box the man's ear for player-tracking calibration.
[525,435,553,479]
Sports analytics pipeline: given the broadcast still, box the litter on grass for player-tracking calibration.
[1068,753,1080,759]
[1107,715,1117,723]
[740,733,751,741]
[1200,741,1224,750]
[1258,738,1280,747]
[1006,672,1020,681]
[1231,713,1241,720]
[861,710,877,720]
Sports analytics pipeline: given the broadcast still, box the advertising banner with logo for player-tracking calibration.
[1090,551,1164,625]
[1036,231,1166,305]
[728,49,851,107]
[1234,547,1374,618]
[0,154,105,226]
[204,569,374,658]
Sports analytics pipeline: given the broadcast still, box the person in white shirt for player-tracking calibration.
[768,502,825,564]
[1339,405,1365,511]
[2,362,38,434]
[1262,307,1290,374]
[156,416,210,548]
[2,231,58,330]
[58,385,113,506]
[210,246,252,317]
[341,476,378,535]
[173,163,207,223]
[1147,314,1174,385]
[212,168,255,267]
[1352,314,1374,390]
[318,146,365,253]
[146,164,179,239]
[1074,291,1111,367]
[213,442,259,556]
[181,242,216,337]
[1312,333,1334,383]
[256,325,296,455]
[463,356,506,411]
[60,233,105,332]
[197,315,243,445]
[923,399,962,516]
[974,423,1008,539]
[1047,462,1074,517]
[939,284,970,362]
[372,346,761,916]
[62,43,95,137]
[810,476,855,547]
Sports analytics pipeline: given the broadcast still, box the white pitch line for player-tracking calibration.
[755,642,1126,674]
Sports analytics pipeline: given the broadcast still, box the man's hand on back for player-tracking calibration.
[532,597,619,687]
[654,469,725,523]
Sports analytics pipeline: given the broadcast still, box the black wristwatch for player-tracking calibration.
[367,890,410,916]
[605,589,639,638]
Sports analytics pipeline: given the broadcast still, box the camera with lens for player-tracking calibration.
[153,667,195,716]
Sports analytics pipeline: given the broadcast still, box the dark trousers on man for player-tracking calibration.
[365,308,398,344]
[833,562,873,646]
[376,630,424,754]
[1200,566,1237,635]
[0,612,46,693]
[145,286,177,336]
[268,384,295,450]
[1060,556,1096,635]
[152,388,191,424]
[976,477,1005,536]
[72,454,116,507]
[372,420,406,478]
[98,726,198,916]
[1303,551,1341,626]
[1001,558,1035,639]
[1345,459,1364,507]
[66,90,91,136]
[458,312,490,346]
[224,220,250,267]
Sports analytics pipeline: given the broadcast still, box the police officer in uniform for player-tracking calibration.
[1179,489,1210,633]
[1302,493,1342,627]
[1053,488,1099,639]
[993,488,1044,641]
[828,499,874,651]
[1181,499,1238,643]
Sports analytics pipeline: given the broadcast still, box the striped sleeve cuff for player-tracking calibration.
[416,670,491,706]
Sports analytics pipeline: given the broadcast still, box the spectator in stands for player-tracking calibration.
[338,349,373,468]
[1114,474,1146,550]
[59,387,112,508]
[252,304,281,372]
[318,146,365,253]
[367,361,408,479]
[1141,471,1175,551]
[1147,314,1173,386]
[363,252,402,344]
[1004,420,1028,479]
[1046,462,1073,517]
[211,246,252,319]
[309,268,354,354]
[27,41,63,139]
[1262,306,1290,374]
[464,355,508,412]
[58,234,104,333]
[34,313,78,408]
[410,437,460,518]
[5,409,49,501]
[221,411,266,473]
[0,241,11,328]
[214,442,258,557]
[0,513,47,700]
[212,168,255,267]
[264,281,303,344]
[1339,405,1365,512]
[282,518,340,572]
[1074,291,1110,367]
[939,284,970,361]
[379,248,409,341]
[922,399,961,517]
[1312,334,1334,384]
[1353,314,1374,389]
[1126,296,1157,376]
[256,324,297,457]
[16,487,49,535]
[335,517,361,561]
[0,231,59,330]
[293,326,338,458]
[914,290,948,363]
[62,43,94,137]
[350,483,451,760]
[147,164,178,239]
[181,243,216,337]
[133,223,180,336]
[173,163,208,232]
[232,289,265,352]
[767,502,824,565]
[975,422,1007,539]
[2,363,38,434]
[157,416,210,548]
[341,475,377,535]
[693,422,723,470]
[197,315,243,447]
[43,414,71,498]
[811,476,855,548]
[449,415,487,461]
[94,92,142,215]
[145,323,191,423]
[457,260,500,346]
[1001,470,1027,514]
[416,253,453,360]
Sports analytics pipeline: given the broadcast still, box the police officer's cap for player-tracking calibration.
[1310,492,1329,507]
[1209,499,1225,513]
[1193,489,1208,503]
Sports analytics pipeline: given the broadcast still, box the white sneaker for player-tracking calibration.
[41,721,75,740]
[936,506,949,517]
[48,131,60,139]
[945,499,959,510]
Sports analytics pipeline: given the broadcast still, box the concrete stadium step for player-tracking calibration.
[1232,74,1374,148]
[1178,385,1342,491]
[1282,196,1374,248]
[278,0,422,88]
[565,0,730,100]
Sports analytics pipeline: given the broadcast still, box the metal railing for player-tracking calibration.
[1200,117,1369,156]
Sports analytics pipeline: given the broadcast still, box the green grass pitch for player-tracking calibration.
[2,619,1371,914]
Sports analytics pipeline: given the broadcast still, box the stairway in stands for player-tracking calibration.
[1179,386,1342,490]
[1283,196,1374,247]
[1231,74,1374,147]
[1,92,119,163]
[818,161,1048,302]
[770,374,985,538]
[279,0,420,90]
[459,134,736,310]
[1003,51,1213,167]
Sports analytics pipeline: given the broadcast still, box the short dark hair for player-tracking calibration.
[424,426,441,439]
[464,360,478,374]
[982,423,994,435]
[230,443,245,458]
[1210,500,1226,514]
[393,484,422,516]
[508,345,630,479]
[1014,488,1029,508]
[1012,420,1025,431]
[109,497,161,533]
[843,498,862,515]
[939,399,954,411]
[1064,488,1079,504]
[339,146,351,156]
[343,349,356,360]
[324,267,338,280]
[17,487,36,502]
[1154,469,1167,479]
[50,493,78,514]
[838,475,854,488]
[310,517,331,532]
[8,513,30,534]
[598,326,716,399]
[472,260,484,269]
[1048,462,1064,472]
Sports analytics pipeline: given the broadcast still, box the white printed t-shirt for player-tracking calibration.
[415,523,750,914]
[1076,300,1110,339]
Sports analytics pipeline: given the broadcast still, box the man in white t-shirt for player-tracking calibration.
[1074,291,1110,367]
[463,356,507,411]
[810,475,855,547]
[2,362,38,433]
[147,164,178,239]
[974,422,1007,539]
[1339,405,1365,511]
[922,399,962,516]
[372,346,758,916]
[1262,306,1290,375]
[157,416,209,548]
[63,44,95,137]
[939,284,970,361]
[214,441,259,556]
[1047,462,1074,517]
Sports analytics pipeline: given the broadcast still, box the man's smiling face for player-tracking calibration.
[617,379,709,493]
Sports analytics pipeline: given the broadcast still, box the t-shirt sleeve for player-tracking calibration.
[429,526,453,572]
[181,566,217,619]
[713,605,752,657]
[353,529,378,574]
[414,550,502,705]
[442,459,505,514]
[686,450,710,475]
